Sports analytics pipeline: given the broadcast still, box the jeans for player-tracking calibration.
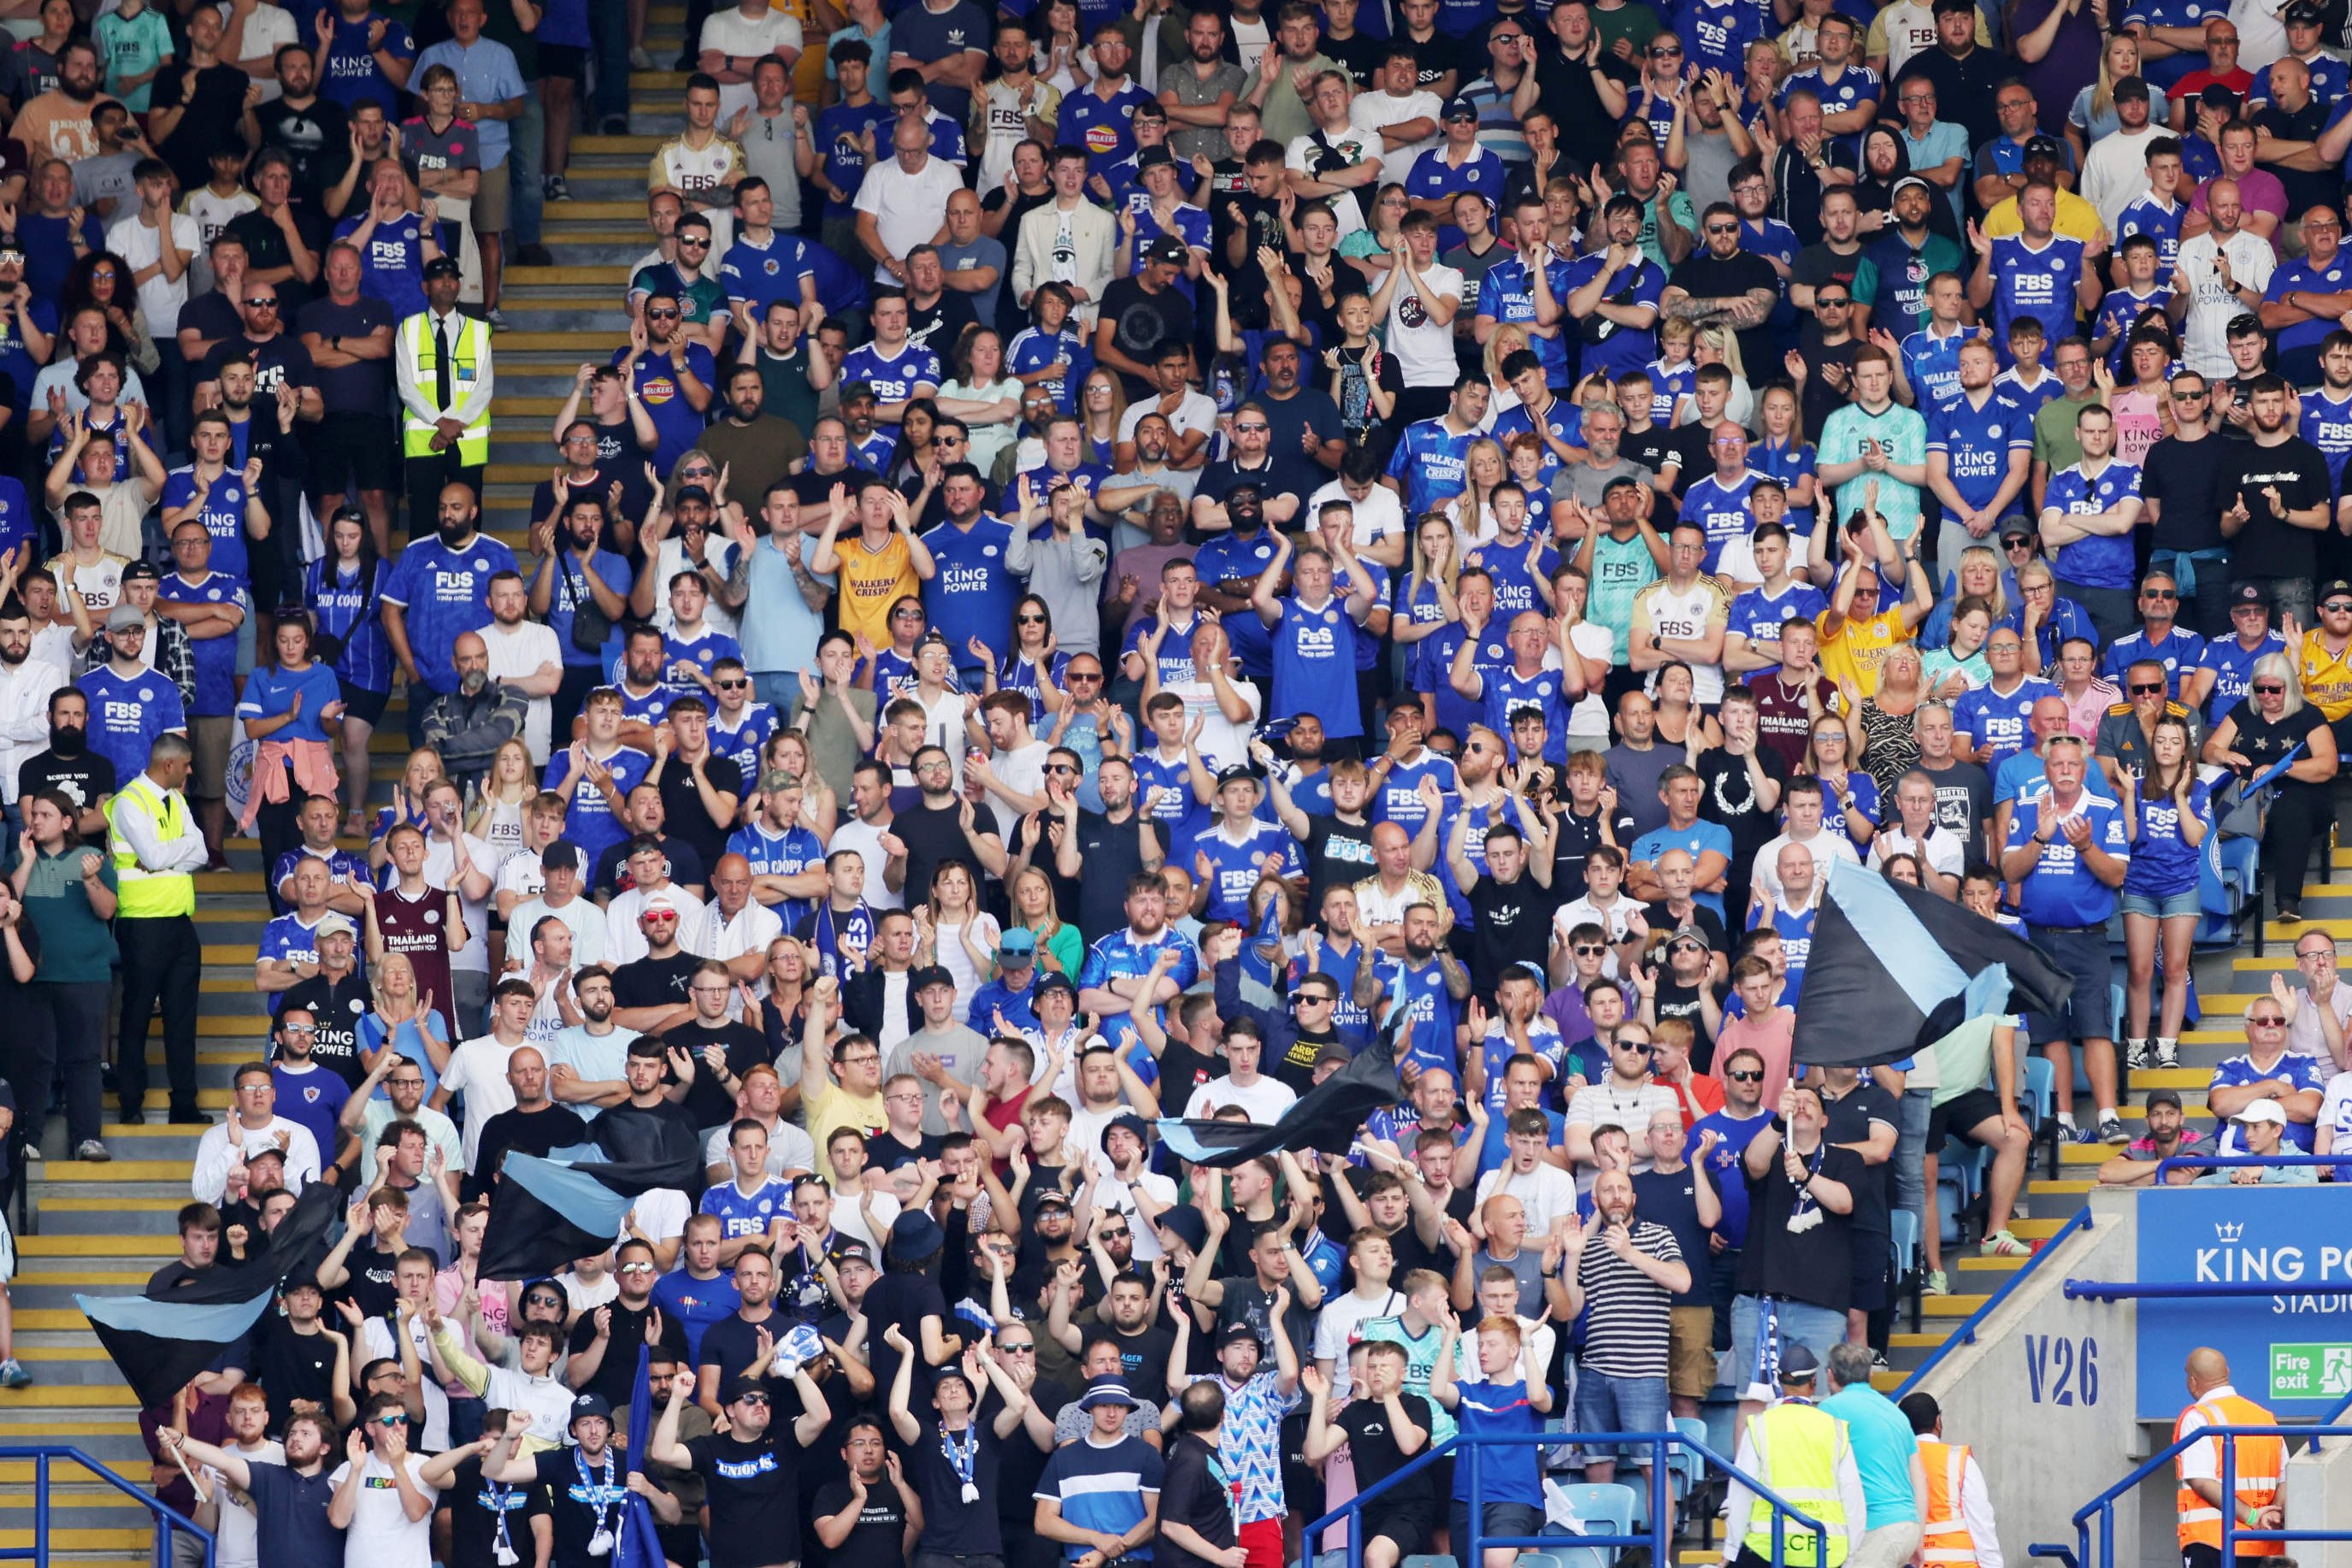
[752,671,799,712]
[1573,1371,1671,1459]
[1895,1084,1931,1233]
[510,95,545,246]
[115,914,201,1117]
[2057,579,2138,648]
[1729,1295,1848,1396]
[151,336,193,460]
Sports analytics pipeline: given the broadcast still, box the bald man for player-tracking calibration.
[1354,821,1449,952]
[2173,1347,2286,1568]
[698,851,787,983]
[467,1037,592,1194]
[421,628,533,789]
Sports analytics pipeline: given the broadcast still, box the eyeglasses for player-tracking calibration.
[1705,223,1737,235]
[2143,588,2178,599]
[2129,681,2165,694]
[245,298,279,309]
[2253,681,2285,693]
[389,1076,426,1088]
[885,1091,923,1103]
[1017,612,1046,624]
[1726,1070,1764,1082]
[1816,296,1849,307]
[2325,602,2352,614]
[2172,389,2208,400]
[839,1051,881,1064]
[716,678,748,689]
[2249,1014,2287,1027]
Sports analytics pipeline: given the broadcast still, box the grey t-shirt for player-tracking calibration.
[884,1023,988,1135]
[73,152,140,215]
[1565,455,1655,510]
[936,234,1009,332]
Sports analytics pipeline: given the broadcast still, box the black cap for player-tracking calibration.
[2144,1088,2184,1111]
[121,560,162,582]
[1158,1207,1209,1253]
[1145,234,1190,266]
[2321,579,2352,604]
[1214,763,1259,788]
[1218,1320,1264,1348]
[674,483,713,507]
[421,256,462,280]
[1930,0,1972,14]
[1998,517,2036,542]
[1035,1188,1073,1211]
[541,838,586,873]
[2112,75,2150,102]
[1603,475,1643,495]
[1442,96,1478,120]
[911,964,956,993]
[1137,146,1176,170]
[1035,970,1077,999]
[2232,581,2270,606]
[2023,133,2064,162]
[2286,1,2324,22]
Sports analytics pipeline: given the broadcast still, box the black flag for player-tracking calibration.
[478,1117,706,1282]
[1792,862,2073,1070]
[1157,1002,1410,1167]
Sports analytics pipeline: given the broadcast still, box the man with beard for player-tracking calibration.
[252,44,351,207]
[876,746,1006,912]
[698,366,806,517]
[221,151,327,316]
[1094,237,1197,401]
[393,257,495,545]
[541,962,640,1116]
[527,492,633,739]
[1056,754,1159,940]
[382,483,516,745]
[566,1237,692,1407]
[161,1412,345,1568]
[1076,870,1199,1033]
[475,1394,681,1554]
[417,632,529,788]
[342,1049,462,1180]
[2222,376,2333,626]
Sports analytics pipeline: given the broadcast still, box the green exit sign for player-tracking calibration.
[2269,1344,2352,1400]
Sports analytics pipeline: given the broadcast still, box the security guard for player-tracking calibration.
[1899,1392,2002,1568]
[108,733,209,1124]
[2174,1347,2285,1568]
[394,256,496,543]
[1723,1342,1866,1568]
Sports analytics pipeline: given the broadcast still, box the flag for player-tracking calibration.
[1157,1002,1412,1166]
[477,1116,706,1282]
[142,1176,351,1306]
[614,1343,664,1568]
[1792,861,2072,1070]
[80,1289,278,1412]
[2247,742,2306,794]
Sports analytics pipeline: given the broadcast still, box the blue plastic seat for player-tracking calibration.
[1549,1483,1641,1568]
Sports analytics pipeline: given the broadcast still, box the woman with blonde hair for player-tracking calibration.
[1480,322,1534,419]
[466,740,537,858]
[2205,651,2339,923]
[1077,368,1127,467]
[1398,515,1463,655]
[1805,715,1878,852]
[1853,644,1926,793]
[359,950,454,1093]
[1009,864,1082,976]
[1647,315,1696,423]
[2066,30,2141,160]
[368,748,444,874]
[1447,438,1508,545]
[1922,544,2017,646]
[1682,324,1754,427]
[920,860,1001,1023]
[758,728,839,840]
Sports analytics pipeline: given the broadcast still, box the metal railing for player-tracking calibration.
[1297,1427,1829,1568]
[2025,1425,2352,1568]
[1894,1206,2092,1398]
[0,1445,215,1568]
[2150,1153,2342,1182]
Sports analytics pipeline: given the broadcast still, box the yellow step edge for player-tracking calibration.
[1921,1296,1992,1317]
[0,1390,141,1411]
[40,1198,194,1212]
[1956,1255,2030,1272]
[2028,1180,2097,1194]
[16,1235,181,1257]
[33,1163,192,1182]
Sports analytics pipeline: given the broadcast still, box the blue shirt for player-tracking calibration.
[2094,285,2173,373]
[1725,582,1827,675]
[812,101,891,215]
[1480,665,1575,767]
[313,5,414,114]
[1819,1386,1923,1525]
[1463,535,1560,621]
[1132,746,1208,846]
[1448,1380,1544,1502]
[651,1268,743,1362]
[305,557,392,693]
[2196,633,2286,725]
[2042,460,2141,592]
[1901,327,1973,411]
[1188,530,1282,677]
[1386,416,1481,519]
[726,819,823,929]
[709,704,779,788]
[1679,469,1769,573]
[542,548,634,670]
[1988,233,2086,360]
[1952,677,2054,764]
[1694,1106,1773,1247]
[2123,775,2212,899]
[1056,80,1155,174]
[920,516,1028,663]
[541,746,651,864]
[1479,251,1577,384]
[2101,626,2206,695]
[2003,789,2130,926]
[1925,387,2034,516]
[237,661,344,746]
[2210,1051,2328,1154]
[1404,145,1512,248]
[2114,195,2184,278]
[1366,952,1462,1077]
[1754,899,1816,1004]
[699,1175,793,1240]
[613,342,720,471]
[1488,399,1583,498]
[1191,818,1302,923]
[1006,327,1093,415]
[2300,385,2352,489]
[1372,748,1459,838]
[271,1063,350,1158]
[1420,620,1505,740]
[1270,595,1365,736]
[719,230,816,315]
[333,209,428,321]
[411,37,524,163]
[78,663,188,787]
[1677,0,1766,77]
[381,533,519,695]
[1559,251,1666,379]
[156,574,245,717]
[1076,924,1200,1030]
[159,466,256,586]
[1035,1435,1164,1562]
[1631,820,1736,919]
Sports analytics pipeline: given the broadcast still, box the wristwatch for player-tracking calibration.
[1649,633,1663,651]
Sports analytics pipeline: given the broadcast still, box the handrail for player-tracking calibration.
[0,1445,216,1568]
[2050,1424,2352,1568]
[1296,1427,1829,1568]
[2064,1279,2337,1300]
[1895,1206,2092,1398]
[2151,1153,2342,1182]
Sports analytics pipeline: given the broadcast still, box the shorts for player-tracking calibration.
[2120,887,2202,920]
[1849,1229,1891,1312]
[1361,1505,1432,1556]
[1927,1088,2006,1149]
[1446,1500,1546,1556]
[1573,1370,1670,1458]
[2024,925,2114,1045]
[1236,1518,1283,1568]
[1668,1304,1717,1400]
[309,410,398,496]
[335,676,391,728]
[0,1210,15,1282]
[538,43,586,79]
[473,158,512,233]
[189,716,233,802]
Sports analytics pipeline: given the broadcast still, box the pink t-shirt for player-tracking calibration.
[1716,1010,1795,1111]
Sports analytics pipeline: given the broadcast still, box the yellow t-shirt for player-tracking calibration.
[834,533,921,648]
[1981,188,2107,249]
[2300,633,2352,721]
[1818,607,1913,700]
[769,0,826,106]
[805,1072,887,1159]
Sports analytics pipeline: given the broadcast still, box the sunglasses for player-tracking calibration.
[999,1341,1036,1353]
[245,298,280,309]
[1235,422,1269,433]
[1726,1070,1764,1082]
[619,1261,655,1274]
[676,236,710,247]
[2325,603,2352,614]
[2249,1014,2286,1026]
[2172,389,2208,400]
[2003,538,2034,549]
[1017,612,1047,623]
[1042,763,1078,775]
[2143,588,2178,598]
[2129,681,2165,694]
[1705,224,1738,235]
[2252,681,2285,693]
[1574,943,1606,956]
[716,678,748,689]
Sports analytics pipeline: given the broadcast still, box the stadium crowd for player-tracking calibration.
[1,0,2351,1559]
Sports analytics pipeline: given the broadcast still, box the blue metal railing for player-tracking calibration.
[2150,1153,2343,1182]
[0,1445,215,1568]
[2025,1425,2352,1568]
[1894,1206,2092,1399]
[1297,1428,1830,1568]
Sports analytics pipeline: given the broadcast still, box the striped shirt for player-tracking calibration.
[1034,1434,1164,1561]
[1574,1217,1683,1379]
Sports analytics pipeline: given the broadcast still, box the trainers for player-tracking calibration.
[2125,1038,2151,1070]
[75,1139,109,1163]
[1921,1270,1949,1296]
[628,45,652,68]
[485,307,510,331]
[2154,1037,2181,1070]
[544,174,571,203]
[1981,1230,2031,1257]
[20,1143,38,1161]
[600,115,630,135]
[516,243,555,268]
[2278,902,2303,923]
[0,1360,32,1388]
[2098,1114,2130,1144]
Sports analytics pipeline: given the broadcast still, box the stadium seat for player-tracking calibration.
[1548,1484,1640,1568]
[1891,1208,1922,1333]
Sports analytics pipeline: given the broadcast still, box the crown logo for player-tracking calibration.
[2215,1221,2246,1243]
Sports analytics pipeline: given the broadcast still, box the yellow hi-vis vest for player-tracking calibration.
[106,775,196,918]
[1744,1400,1851,1568]
[401,310,490,464]
[1918,1440,1977,1568]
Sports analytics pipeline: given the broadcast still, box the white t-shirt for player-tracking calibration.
[1312,1284,1406,1396]
[1284,128,1377,233]
[605,883,711,966]
[853,154,970,282]
[1093,1170,1178,1261]
[2317,1071,2352,1170]
[421,832,497,976]
[327,1452,439,1568]
[217,0,298,98]
[698,6,805,119]
[1119,390,1219,450]
[1474,1159,1582,1235]
[1348,89,1443,186]
[361,1313,452,1449]
[1306,478,1405,557]
[1567,622,1613,737]
[1157,676,1260,775]
[1183,1073,1298,1121]
[105,210,200,335]
[1750,829,1861,906]
[508,890,609,971]
[440,1035,521,1170]
[1384,263,1465,389]
[628,1186,693,1249]
[478,617,564,765]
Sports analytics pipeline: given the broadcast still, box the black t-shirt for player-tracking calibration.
[221,209,332,315]
[2231,437,2332,581]
[1102,1321,1176,1394]
[612,952,702,1014]
[859,1271,949,1403]
[475,1103,592,1192]
[150,62,255,191]
[1399,27,1461,91]
[1820,1081,1898,1236]
[528,1444,635,1568]
[2222,698,2331,801]
[17,746,115,820]
[655,752,745,871]
[252,95,351,203]
[1532,44,1642,166]
[1736,1133,1864,1311]
[662,1017,771,1131]
[864,1127,942,1171]
[1194,457,1319,519]
[179,290,245,356]
[280,973,373,1087]
[338,1238,402,1319]
[1663,423,1718,494]
[294,294,398,416]
[253,1317,340,1433]
[441,1452,552,1568]
[893,801,990,917]
[1300,812,1376,912]
[2256,98,2337,215]
[1336,1390,1437,1508]
[1209,191,1291,321]
[1096,275,1198,398]
[909,1419,1004,1554]
[1665,248,1781,373]
[2141,433,2231,554]
[565,1298,691,1408]
[1651,977,1711,1062]
[1642,900,1727,956]
[699,1309,784,1394]
[1697,746,1788,898]
[1322,30,1384,85]
[1465,872,1559,1000]
[907,289,979,363]
[1550,800,1636,899]
[201,332,319,406]
[688,1429,805,1568]
[809,1475,910,1568]
[1917,757,1993,846]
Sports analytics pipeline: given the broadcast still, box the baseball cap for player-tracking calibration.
[1780,1342,1822,1380]
[1035,1188,1073,1212]
[1666,923,1708,951]
[2320,579,2352,604]
[421,256,462,280]
[2232,581,2270,607]
[1442,96,1478,120]
[911,964,956,993]
[674,484,714,508]
[2233,1098,2288,1126]
[2144,1088,2184,1111]
[1215,763,1259,788]
[122,560,161,583]
[2285,0,2324,22]
[1890,175,1931,198]
[1146,234,1190,266]
[640,891,681,917]
[542,839,587,873]
[314,912,357,940]
[1035,971,1076,999]
[1218,1321,1264,1348]
[997,927,1038,963]
[836,1239,874,1268]
[105,604,144,633]
[2023,134,2064,162]
[1136,145,1176,170]
[570,1392,613,1426]
[1998,517,2037,543]
[2112,75,2150,101]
